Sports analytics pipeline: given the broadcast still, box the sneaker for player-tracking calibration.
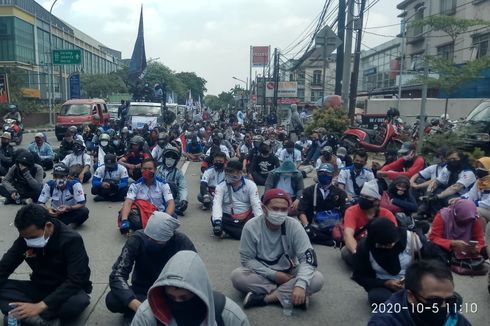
[243,292,266,309]
[93,195,105,202]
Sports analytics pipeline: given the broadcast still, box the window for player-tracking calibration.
[312,70,322,85]
[0,17,15,61]
[473,33,490,58]
[437,43,454,61]
[440,0,456,15]
[14,18,35,64]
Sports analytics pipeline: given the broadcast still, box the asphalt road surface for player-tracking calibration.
[0,131,487,325]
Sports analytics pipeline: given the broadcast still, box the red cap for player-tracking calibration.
[262,188,292,206]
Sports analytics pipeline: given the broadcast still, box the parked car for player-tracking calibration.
[459,101,490,153]
[126,102,163,129]
[55,99,110,141]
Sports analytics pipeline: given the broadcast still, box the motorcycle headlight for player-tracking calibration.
[474,133,490,142]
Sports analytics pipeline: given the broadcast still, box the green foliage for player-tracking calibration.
[204,95,220,110]
[412,16,489,42]
[305,107,350,135]
[421,131,463,157]
[80,72,128,98]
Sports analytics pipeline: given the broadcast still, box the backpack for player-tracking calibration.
[118,199,157,231]
[47,180,75,197]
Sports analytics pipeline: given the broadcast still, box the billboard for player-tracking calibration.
[265,81,298,98]
[0,74,9,104]
[252,46,270,67]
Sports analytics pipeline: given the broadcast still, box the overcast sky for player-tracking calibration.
[40,0,401,95]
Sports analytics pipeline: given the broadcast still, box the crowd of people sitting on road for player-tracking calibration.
[0,105,488,326]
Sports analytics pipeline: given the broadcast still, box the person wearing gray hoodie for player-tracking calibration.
[131,251,249,326]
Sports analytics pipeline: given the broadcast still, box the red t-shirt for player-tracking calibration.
[428,213,485,251]
[343,205,397,239]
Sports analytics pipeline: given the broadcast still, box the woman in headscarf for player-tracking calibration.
[352,218,422,305]
[380,175,418,215]
[428,199,486,263]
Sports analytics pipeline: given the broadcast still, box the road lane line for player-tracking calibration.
[181,161,190,175]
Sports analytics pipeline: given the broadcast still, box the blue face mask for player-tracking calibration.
[318,175,333,186]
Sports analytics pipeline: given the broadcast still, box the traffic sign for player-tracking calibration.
[53,49,82,65]
[315,26,343,55]
[69,73,81,99]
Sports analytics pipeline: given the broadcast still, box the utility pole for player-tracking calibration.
[348,0,367,122]
[341,0,355,109]
[335,0,346,95]
[273,48,280,113]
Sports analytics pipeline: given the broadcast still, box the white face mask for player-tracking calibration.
[24,229,50,248]
[100,141,109,147]
[55,178,66,188]
[266,209,288,226]
[165,158,176,167]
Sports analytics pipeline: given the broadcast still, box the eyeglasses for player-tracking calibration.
[414,293,459,310]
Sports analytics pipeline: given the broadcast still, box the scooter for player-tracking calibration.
[3,118,23,145]
[341,118,402,153]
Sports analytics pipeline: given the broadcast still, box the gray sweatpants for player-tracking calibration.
[230,267,324,307]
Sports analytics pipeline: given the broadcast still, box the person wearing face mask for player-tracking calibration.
[231,189,324,310]
[119,159,175,234]
[0,132,14,177]
[91,154,129,202]
[112,134,126,156]
[249,141,280,186]
[198,152,227,210]
[0,204,92,325]
[277,140,302,168]
[298,163,347,244]
[106,212,196,325]
[410,146,448,199]
[315,146,342,172]
[265,160,304,211]
[132,250,249,326]
[93,133,116,169]
[185,134,203,162]
[151,132,174,166]
[427,199,486,264]
[58,130,75,161]
[341,179,398,267]
[338,149,375,202]
[238,135,253,162]
[377,142,426,181]
[156,148,188,216]
[27,133,54,170]
[335,147,352,169]
[368,260,472,326]
[118,136,152,180]
[295,133,312,158]
[353,218,422,305]
[211,160,263,240]
[0,149,43,205]
[38,163,89,228]
[61,139,92,183]
[380,176,418,215]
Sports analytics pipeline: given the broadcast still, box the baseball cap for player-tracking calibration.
[34,132,44,139]
[316,163,334,173]
[1,132,11,140]
[262,188,292,206]
[398,142,416,155]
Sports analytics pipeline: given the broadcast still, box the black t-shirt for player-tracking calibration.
[252,154,280,176]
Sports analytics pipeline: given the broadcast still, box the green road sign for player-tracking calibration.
[52,49,82,65]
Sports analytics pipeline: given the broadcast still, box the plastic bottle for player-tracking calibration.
[282,298,293,316]
[7,303,19,326]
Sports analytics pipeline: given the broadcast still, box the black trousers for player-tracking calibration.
[57,207,90,226]
[105,288,146,317]
[40,159,54,171]
[91,185,128,202]
[368,287,393,305]
[251,171,267,186]
[0,184,41,202]
[0,280,90,321]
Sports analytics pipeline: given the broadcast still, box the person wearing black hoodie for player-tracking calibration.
[0,204,91,325]
[380,175,418,215]
[352,218,422,305]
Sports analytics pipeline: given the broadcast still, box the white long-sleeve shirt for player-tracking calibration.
[462,182,490,210]
[212,178,263,222]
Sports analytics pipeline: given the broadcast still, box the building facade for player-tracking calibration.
[0,0,122,101]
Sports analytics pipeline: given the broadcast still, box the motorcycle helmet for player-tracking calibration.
[163,147,181,168]
[129,135,145,150]
[15,150,34,167]
[73,139,85,155]
[158,132,169,146]
[53,163,70,177]
[99,133,111,147]
[430,118,440,126]
[68,126,78,134]
[104,154,118,170]
[8,104,17,111]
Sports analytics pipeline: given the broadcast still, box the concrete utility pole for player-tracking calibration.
[341,0,355,109]
[335,0,346,95]
[48,0,59,126]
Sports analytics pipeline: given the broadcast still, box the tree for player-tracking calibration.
[305,106,350,135]
[204,95,220,110]
[80,72,128,98]
[174,72,207,102]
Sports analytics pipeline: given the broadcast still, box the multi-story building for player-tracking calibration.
[0,0,122,101]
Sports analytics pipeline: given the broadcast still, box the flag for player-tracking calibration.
[128,6,147,87]
[197,96,202,109]
[186,89,193,107]
[97,146,106,170]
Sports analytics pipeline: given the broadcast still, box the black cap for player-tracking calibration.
[15,151,33,166]
[53,163,69,176]
[225,159,243,172]
[104,154,117,169]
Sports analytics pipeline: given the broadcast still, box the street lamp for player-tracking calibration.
[48,0,59,126]
[232,76,248,91]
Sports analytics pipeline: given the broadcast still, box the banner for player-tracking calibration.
[131,116,158,129]
[0,74,9,104]
[252,46,270,67]
[69,73,81,99]
[265,81,298,98]
[128,7,147,87]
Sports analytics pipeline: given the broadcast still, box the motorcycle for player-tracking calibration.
[341,117,402,153]
[3,118,23,145]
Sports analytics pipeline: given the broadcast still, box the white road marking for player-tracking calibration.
[181,161,190,175]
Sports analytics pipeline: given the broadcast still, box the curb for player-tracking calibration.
[25,128,55,133]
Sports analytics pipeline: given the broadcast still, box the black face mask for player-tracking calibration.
[446,160,462,172]
[359,197,376,210]
[353,162,364,170]
[213,139,220,145]
[1,141,9,147]
[214,162,224,170]
[475,168,489,179]
[411,296,451,326]
[260,148,269,155]
[165,295,207,326]
[158,140,167,147]
[74,147,84,155]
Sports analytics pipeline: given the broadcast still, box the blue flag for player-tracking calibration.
[128,6,147,87]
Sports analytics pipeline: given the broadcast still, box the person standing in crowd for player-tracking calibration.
[352,218,422,305]
[61,139,92,183]
[0,150,43,204]
[0,204,91,325]
[341,179,397,267]
[156,148,188,216]
[132,250,250,326]
[0,132,14,177]
[377,142,426,181]
[380,176,418,215]
[211,160,263,240]
[368,260,472,326]
[198,152,226,210]
[91,154,129,202]
[118,100,129,130]
[231,189,324,310]
[338,150,374,202]
[38,163,90,228]
[27,133,54,170]
[106,212,196,325]
[265,160,304,210]
[119,159,175,234]
[249,141,280,186]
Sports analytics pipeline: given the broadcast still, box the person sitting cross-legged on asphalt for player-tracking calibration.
[231,189,324,310]
[132,250,250,326]
[368,260,472,326]
[198,152,226,210]
[211,159,263,240]
[91,154,129,202]
[0,149,43,205]
[156,148,188,216]
[106,212,196,325]
[27,133,54,171]
[265,160,304,212]
[38,163,90,229]
[61,139,92,183]
[0,204,92,326]
[0,132,15,177]
[337,149,374,202]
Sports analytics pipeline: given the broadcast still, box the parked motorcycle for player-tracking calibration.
[3,118,23,145]
[341,117,402,153]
